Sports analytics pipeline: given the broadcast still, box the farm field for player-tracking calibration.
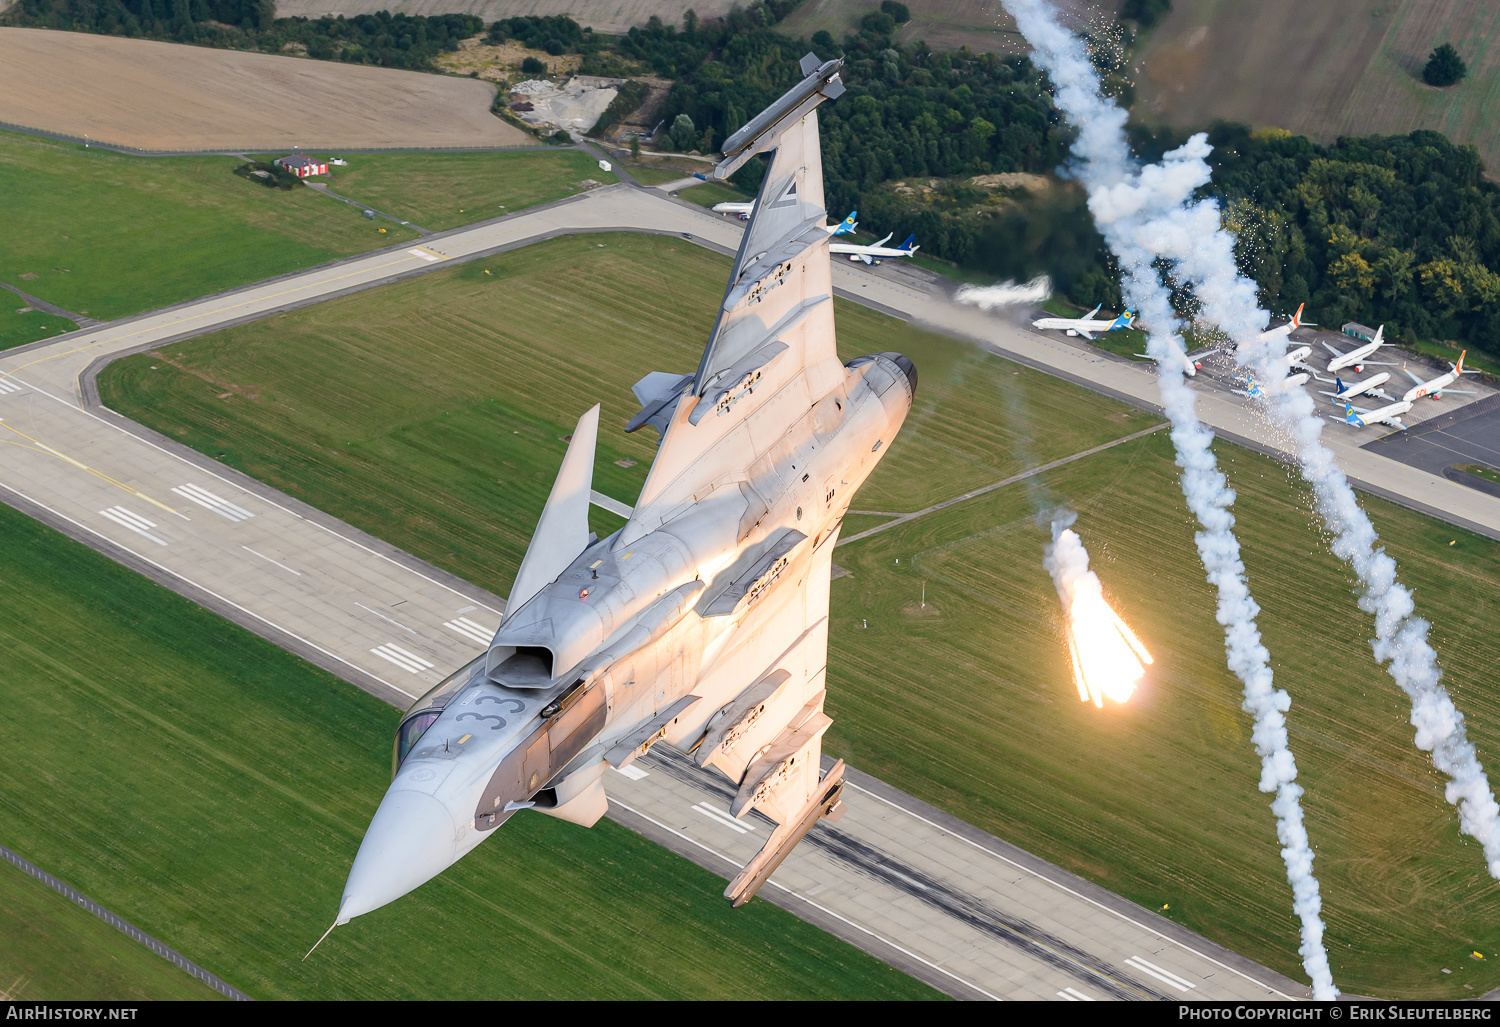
[779,0,1116,56]
[271,0,739,36]
[0,128,418,322]
[0,28,528,151]
[96,231,1500,997]
[99,233,1157,595]
[0,500,939,1001]
[305,150,618,232]
[0,862,221,1000]
[1134,1,1500,174]
[0,301,74,352]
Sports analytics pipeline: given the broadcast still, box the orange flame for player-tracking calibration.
[1065,589,1153,707]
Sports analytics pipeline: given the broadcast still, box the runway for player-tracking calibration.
[7,181,1461,1000]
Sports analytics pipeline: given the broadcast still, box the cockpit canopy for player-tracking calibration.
[391,655,484,777]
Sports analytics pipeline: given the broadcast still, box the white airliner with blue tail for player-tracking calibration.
[1031,305,1135,341]
[829,230,919,264]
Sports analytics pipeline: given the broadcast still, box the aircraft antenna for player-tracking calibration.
[303,922,338,961]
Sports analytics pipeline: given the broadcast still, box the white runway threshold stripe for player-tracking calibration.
[610,763,649,781]
[171,483,253,521]
[1124,956,1196,993]
[692,802,756,834]
[443,616,494,645]
[100,506,168,546]
[1057,987,1095,1001]
[0,376,22,394]
[371,643,435,674]
[407,247,441,263]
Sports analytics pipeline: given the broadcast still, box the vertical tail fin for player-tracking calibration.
[1344,403,1360,426]
[900,234,918,252]
[1336,376,1347,395]
[1457,350,1467,374]
[1291,302,1305,327]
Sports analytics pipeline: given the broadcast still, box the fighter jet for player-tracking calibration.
[1399,351,1477,403]
[1032,305,1135,341]
[321,54,915,943]
[830,231,920,264]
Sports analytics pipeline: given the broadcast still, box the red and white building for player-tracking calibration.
[275,155,328,177]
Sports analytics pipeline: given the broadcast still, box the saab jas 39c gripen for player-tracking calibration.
[317,54,917,944]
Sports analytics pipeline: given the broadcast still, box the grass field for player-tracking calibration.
[0,302,75,351]
[304,150,619,233]
[620,164,692,186]
[1458,464,1500,485]
[99,234,1156,594]
[0,862,220,1000]
[0,500,939,1001]
[827,432,1500,999]
[1135,0,1500,174]
[0,129,418,322]
[97,231,1500,996]
[678,181,750,208]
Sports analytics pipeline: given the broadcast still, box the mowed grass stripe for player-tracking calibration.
[0,501,941,1001]
[99,233,1155,598]
[302,150,621,234]
[827,430,1500,999]
[100,230,1500,994]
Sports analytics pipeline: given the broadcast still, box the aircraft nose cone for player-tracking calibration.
[339,789,460,921]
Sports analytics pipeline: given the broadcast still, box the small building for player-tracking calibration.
[1342,322,1377,342]
[275,155,328,178]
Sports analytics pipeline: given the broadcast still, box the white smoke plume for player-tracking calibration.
[955,274,1053,311]
[1111,135,1500,885]
[1002,0,1338,998]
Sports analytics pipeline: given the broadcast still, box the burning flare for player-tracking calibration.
[1044,520,1152,707]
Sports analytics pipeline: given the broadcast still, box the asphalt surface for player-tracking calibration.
[1362,393,1500,481]
[10,181,1486,1000]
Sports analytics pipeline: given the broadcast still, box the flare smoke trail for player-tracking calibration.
[1104,135,1500,883]
[955,275,1053,311]
[1001,0,1337,997]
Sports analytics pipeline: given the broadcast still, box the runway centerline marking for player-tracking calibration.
[242,546,301,576]
[356,601,417,634]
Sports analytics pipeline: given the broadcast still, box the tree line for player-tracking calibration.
[2,0,481,70]
[10,0,1497,358]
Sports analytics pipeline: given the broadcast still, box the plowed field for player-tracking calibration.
[0,28,532,151]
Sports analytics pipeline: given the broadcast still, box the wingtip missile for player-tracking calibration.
[713,54,844,180]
